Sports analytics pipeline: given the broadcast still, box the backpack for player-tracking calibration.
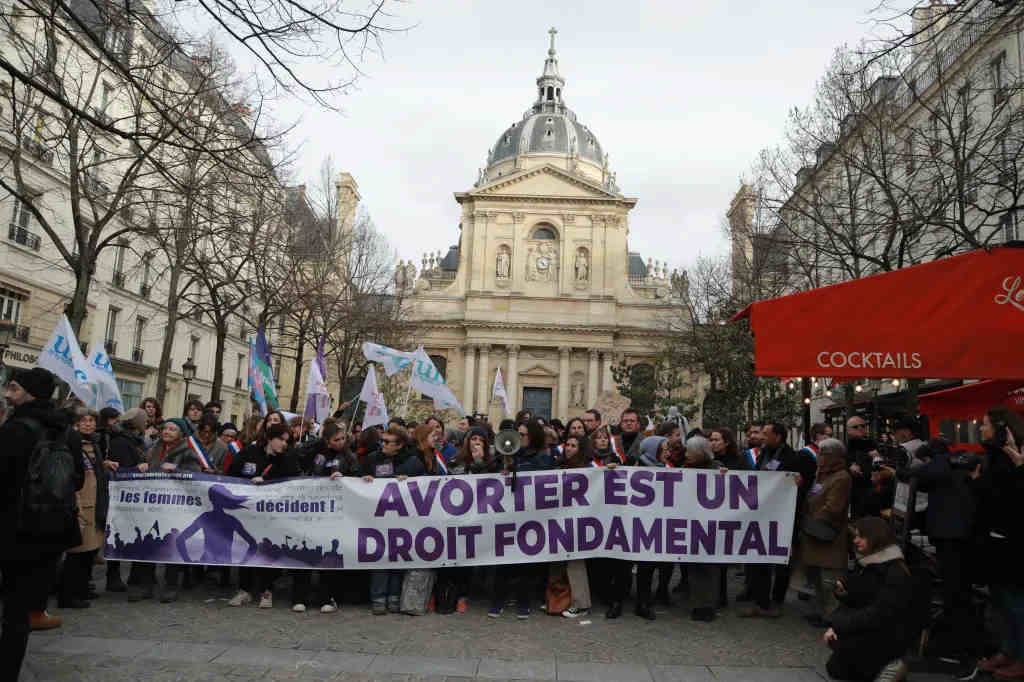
[17,417,79,537]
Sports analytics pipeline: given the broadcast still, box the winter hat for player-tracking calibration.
[639,436,668,465]
[468,426,489,443]
[12,367,56,400]
[99,406,121,423]
[119,407,148,432]
[163,417,193,438]
[218,422,239,436]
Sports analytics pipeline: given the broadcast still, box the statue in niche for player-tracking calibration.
[496,248,511,280]
[571,380,585,407]
[574,249,589,282]
[405,261,417,283]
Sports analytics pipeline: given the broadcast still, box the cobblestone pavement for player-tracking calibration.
[19,564,948,681]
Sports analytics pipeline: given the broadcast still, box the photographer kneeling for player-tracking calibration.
[823,518,915,682]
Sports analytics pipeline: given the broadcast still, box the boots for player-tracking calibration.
[873,659,908,682]
[30,610,62,630]
[106,562,127,592]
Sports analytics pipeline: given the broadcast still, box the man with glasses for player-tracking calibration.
[612,408,644,466]
[846,417,879,519]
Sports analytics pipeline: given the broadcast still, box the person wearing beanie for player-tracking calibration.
[104,407,148,593]
[632,435,671,621]
[1,367,83,678]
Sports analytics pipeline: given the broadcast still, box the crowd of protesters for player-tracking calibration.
[2,366,1024,681]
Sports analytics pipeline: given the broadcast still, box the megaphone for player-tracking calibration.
[494,429,521,456]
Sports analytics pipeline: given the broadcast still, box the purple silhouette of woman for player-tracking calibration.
[176,484,258,564]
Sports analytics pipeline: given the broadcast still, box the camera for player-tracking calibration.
[949,451,980,471]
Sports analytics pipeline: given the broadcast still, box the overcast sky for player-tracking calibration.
[268,1,891,272]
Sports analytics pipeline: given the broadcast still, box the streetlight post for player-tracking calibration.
[0,319,15,386]
[181,358,197,414]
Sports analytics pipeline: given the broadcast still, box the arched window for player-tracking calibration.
[532,226,556,240]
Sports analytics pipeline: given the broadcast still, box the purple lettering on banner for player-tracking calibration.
[548,518,574,553]
[441,479,473,516]
[512,475,534,512]
[768,521,790,556]
[374,482,408,517]
[629,470,655,507]
[518,520,545,555]
[666,518,688,555]
[533,474,559,510]
[655,470,684,507]
[458,526,483,558]
[358,527,384,562]
[562,472,589,507]
[730,475,758,510]
[477,478,505,514]
[408,479,440,516]
[415,527,444,561]
[446,526,458,560]
[577,516,604,551]
[604,470,627,505]
[495,523,516,556]
[738,521,766,555]
[632,517,662,553]
[604,516,630,552]
[691,519,717,555]
[718,520,742,554]
[696,473,724,509]
[388,528,413,561]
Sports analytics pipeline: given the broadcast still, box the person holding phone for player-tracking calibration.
[974,407,1024,678]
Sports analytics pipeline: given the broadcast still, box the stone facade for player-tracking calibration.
[404,32,687,423]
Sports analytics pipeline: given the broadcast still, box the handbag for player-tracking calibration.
[802,516,838,542]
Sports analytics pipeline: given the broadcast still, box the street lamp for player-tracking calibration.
[182,358,197,411]
[0,319,15,385]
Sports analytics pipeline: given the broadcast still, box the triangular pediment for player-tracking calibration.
[469,164,620,200]
[519,363,557,377]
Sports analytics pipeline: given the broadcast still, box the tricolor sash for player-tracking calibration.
[186,435,212,470]
[801,445,819,462]
[589,458,603,468]
[610,436,627,464]
[434,449,449,475]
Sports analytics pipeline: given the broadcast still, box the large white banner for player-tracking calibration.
[105,469,797,569]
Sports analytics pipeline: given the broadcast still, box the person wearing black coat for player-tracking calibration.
[103,408,149,593]
[489,419,555,620]
[0,368,83,681]
[846,417,880,519]
[359,424,425,614]
[895,439,978,652]
[824,517,915,681]
[742,422,817,618]
[225,424,301,609]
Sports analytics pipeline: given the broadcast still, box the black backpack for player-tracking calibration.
[17,417,79,536]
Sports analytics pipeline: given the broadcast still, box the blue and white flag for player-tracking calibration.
[362,342,415,377]
[37,314,97,404]
[410,346,465,415]
[85,340,125,412]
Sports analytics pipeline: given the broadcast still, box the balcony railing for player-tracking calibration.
[140,284,150,299]
[8,224,41,250]
[105,339,117,356]
[13,325,29,342]
[112,271,126,288]
[83,173,111,196]
[131,346,143,363]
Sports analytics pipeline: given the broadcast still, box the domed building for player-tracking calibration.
[402,29,687,421]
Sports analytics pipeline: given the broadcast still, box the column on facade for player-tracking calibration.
[506,345,520,414]
[476,344,491,417]
[557,346,571,418]
[462,344,476,414]
[602,351,615,395]
[588,348,600,405]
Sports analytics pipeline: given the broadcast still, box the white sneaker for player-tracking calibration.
[562,606,589,618]
[258,591,273,609]
[320,599,338,614]
[228,590,252,607]
[292,603,306,613]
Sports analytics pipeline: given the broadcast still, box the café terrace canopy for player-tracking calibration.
[730,245,1024,380]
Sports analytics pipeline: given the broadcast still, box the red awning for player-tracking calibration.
[918,379,1024,422]
[731,245,1024,379]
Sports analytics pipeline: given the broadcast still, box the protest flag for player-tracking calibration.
[37,314,97,405]
[359,364,389,429]
[492,367,512,417]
